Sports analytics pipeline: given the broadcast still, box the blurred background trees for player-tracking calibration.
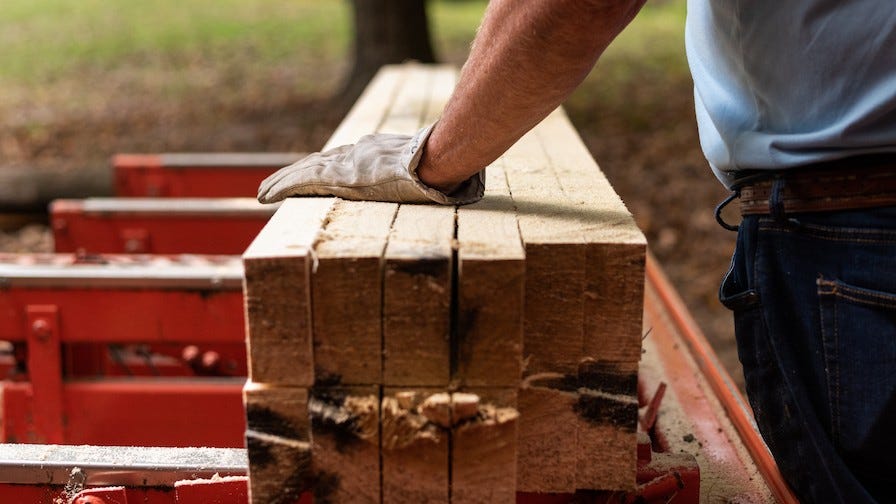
[341,0,438,104]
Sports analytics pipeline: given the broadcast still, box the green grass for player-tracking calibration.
[1,0,685,90]
[601,0,688,77]
[0,0,489,87]
[429,0,487,63]
[568,1,691,131]
[0,1,347,85]
[1,0,687,125]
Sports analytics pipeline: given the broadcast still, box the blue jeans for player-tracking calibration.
[720,207,896,503]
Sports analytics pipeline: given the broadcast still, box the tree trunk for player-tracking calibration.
[337,0,438,108]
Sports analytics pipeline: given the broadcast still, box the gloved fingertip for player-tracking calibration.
[257,187,276,204]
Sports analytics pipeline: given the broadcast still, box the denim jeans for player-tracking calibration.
[720,207,896,503]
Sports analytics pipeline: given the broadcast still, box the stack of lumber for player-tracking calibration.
[242,64,645,503]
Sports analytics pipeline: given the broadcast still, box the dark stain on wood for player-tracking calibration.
[578,360,638,396]
[314,371,343,387]
[309,389,362,454]
[573,393,638,431]
[311,470,341,504]
[388,257,447,278]
[246,433,313,503]
[246,432,274,468]
[277,448,313,504]
[246,405,304,440]
[454,306,479,378]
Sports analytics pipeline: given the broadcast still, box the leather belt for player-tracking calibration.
[738,158,896,215]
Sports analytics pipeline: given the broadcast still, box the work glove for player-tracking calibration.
[257,124,484,205]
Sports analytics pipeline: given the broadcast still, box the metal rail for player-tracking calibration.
[0,254,243,289]
[0,444,247,487]
[75,198,278,217]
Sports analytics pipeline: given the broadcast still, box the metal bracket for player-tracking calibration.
[26,305,64,443]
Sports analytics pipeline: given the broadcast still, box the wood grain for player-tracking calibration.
[382,204,454,386]
[308,385,381,503]
[381,388,449,504]
[451,387,519,504]
[503,129,586,376]
[455,165,524,386]
[535,108,646,365]
[516,376,578,493]
[312,200,397,385]
[243,382,311,504]
[243,198,333,385]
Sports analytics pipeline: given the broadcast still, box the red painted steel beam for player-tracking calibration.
[113,153,301,198]
[51,199,273,254]
[1,380,245,447]
[0,254,244,346]
[0,288,244,345]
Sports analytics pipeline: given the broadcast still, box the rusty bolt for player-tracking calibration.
[31,319,52,341]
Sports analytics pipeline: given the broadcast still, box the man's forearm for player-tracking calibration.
[418,0,645,192]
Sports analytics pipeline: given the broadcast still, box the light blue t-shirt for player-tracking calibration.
[685,1,896,188]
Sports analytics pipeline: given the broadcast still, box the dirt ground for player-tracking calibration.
[0,60,744,390]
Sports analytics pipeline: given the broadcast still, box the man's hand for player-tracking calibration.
[257,125,484,205]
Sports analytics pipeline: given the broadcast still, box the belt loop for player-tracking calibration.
[715,191,741,231]
[769,177,786,223]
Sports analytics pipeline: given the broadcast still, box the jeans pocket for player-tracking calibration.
[719,225,760,312]
[817,277,896,457]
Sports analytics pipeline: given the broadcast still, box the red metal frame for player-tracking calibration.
[0,289,244,346]
[113,153,298,197]
[1,380,245,447]
[51,199,271,254]
[0,254,247,445]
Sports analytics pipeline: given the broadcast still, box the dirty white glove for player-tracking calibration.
[257,125,484,205]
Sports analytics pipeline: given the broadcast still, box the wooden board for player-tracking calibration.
[500,109,644,491]
[312,200,397,385]
[380,65,456,387]
[535,108,646,365]
[243,382,311,504]
[381,388,450,504]
[243,198,333,385]
[324,65,405,149]
[516,376,578,493]
[308,385,380,503]
[382,204,454,386]
[575,360,639,490]
[531,109,644,490]
[502,129,586,376]
[455,165,524,386]
[451,388,519,504]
